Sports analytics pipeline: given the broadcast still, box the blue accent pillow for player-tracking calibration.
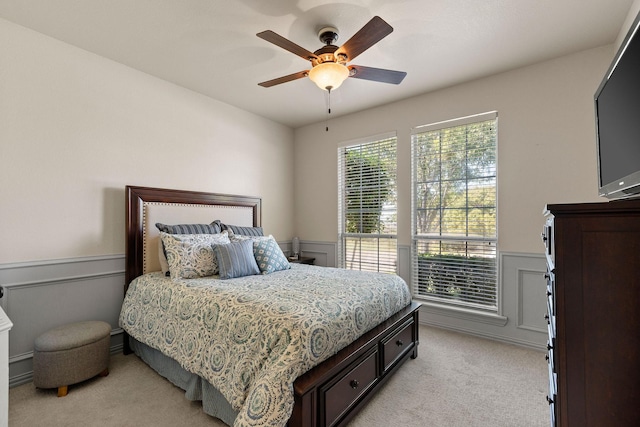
[213,240,260,279]
[253,236,291,274]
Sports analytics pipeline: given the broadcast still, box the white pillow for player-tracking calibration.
[158,239,171,275]
[160,231,230,279]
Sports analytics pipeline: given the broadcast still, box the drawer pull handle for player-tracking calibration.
[350,379,359,389]
[546,395,554,405]
[547,342,553,351]
[396,339,404,347]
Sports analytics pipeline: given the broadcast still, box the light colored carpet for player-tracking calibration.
[9,325,549,426]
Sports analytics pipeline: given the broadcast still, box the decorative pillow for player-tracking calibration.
[228,229,270,242]
[253,235,291,274]
[160,231,230,279]
[220,223,264,237]
[213,240,260,279]
[158,241,171,275]
[156,221,222,234]
[156,221,223,275]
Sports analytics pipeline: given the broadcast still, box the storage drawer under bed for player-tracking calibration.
[382,318,415,372]
[321,349,379,427]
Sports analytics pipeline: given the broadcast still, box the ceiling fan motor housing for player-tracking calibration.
[315,26,350,66]
[318,26,339,45]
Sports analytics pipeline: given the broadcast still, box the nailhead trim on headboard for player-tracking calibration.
[142,202,255,274]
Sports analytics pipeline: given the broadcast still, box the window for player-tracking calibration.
[338,134,397,273]
[411,112,497,311]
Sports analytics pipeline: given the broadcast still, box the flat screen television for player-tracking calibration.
[595,10,640,200]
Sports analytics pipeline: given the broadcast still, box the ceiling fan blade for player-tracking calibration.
[257,30,318,62]
[348,65,407,84]
[258,70,309,88]
[335,16,394,62]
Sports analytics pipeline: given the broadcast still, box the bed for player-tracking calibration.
[119,185,421,427]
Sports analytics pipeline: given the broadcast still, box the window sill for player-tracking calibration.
[415,299,508,327]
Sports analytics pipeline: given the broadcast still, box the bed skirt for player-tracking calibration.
[129,336,238,426]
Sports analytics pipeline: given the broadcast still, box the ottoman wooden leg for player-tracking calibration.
[99,368,109,377]
[57,385,68,397]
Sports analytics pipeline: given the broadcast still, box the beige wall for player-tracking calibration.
[294,44,614,254]
[0,18,295,263]
[617,0,640,48]
[2,6,633,263]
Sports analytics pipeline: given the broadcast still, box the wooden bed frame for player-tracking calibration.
[124,185,421,427]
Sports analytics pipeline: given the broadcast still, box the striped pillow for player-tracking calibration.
[213,240,260,279]
[220,223,264,237]
[156,221,222,234]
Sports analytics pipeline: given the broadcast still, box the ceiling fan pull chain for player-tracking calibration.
[325,88,331,131]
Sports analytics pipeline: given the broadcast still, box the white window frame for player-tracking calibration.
[411,112,498,311]
[338,132,398,273]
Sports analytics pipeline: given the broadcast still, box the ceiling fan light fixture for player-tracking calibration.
[308,62,349,91]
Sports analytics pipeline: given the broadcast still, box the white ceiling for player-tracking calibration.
[0,0,634,128]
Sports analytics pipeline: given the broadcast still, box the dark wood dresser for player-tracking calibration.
[542,200,640,426]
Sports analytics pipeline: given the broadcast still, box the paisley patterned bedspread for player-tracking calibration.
[119,264,411,427]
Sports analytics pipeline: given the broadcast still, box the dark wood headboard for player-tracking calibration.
[125,185,262,288]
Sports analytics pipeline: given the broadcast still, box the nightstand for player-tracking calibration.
[289,256,315,265]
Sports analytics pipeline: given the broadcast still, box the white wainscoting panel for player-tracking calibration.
[299,241,337,267]
[1,248,547,388]
[417,252,548,350]
[517,268,548,333]
[0,255,125,387]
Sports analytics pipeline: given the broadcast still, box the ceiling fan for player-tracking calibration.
[257,16,407,92]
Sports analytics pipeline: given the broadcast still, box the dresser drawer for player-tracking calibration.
[542,220,555,271]
[547,363,557,427]
[382,319,414,371]
[545,271,555,313]
[546,342,556,376]
[321,349,378,427]
[547,356,557,426]
[546,296,555,336]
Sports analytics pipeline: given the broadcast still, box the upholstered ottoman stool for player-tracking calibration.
[33,321,111,397]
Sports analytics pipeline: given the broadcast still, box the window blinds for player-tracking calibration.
[411,112,498,310]
[338,135,397,273]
